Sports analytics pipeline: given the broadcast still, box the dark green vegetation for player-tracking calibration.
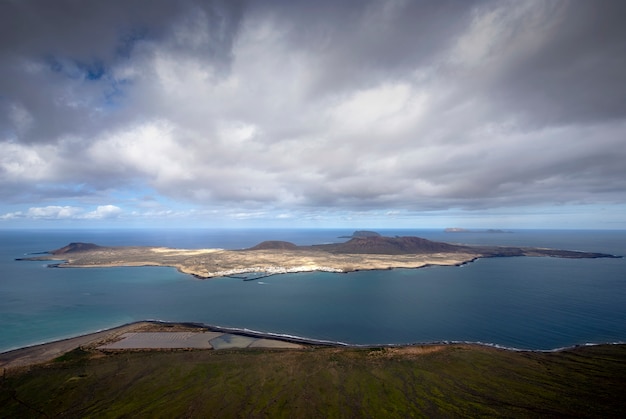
[2,344,626,418]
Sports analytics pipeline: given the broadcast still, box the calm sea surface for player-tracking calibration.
[1,229,625,352]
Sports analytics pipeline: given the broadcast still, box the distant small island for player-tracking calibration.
[17,231,620,280]
[445,228,512,233]
[338,230,381,238]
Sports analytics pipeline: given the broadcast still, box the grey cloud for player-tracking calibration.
[0,0,243,60]
[248,0,480,97]
[453,0,626,127]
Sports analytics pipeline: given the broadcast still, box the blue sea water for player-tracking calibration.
[1,228,625,352]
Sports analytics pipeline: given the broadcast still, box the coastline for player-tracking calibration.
[0,321,301,371]
[46,255,482,279]
[0,322,150,370]
[3,320,625,372]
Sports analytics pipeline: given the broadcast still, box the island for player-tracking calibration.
[337,230,381,238]
[444,227,512,233]
[17,232,620,279]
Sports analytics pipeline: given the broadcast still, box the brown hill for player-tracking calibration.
[311,236,467,255]
[50,242,103,255]
[248,241,299,251]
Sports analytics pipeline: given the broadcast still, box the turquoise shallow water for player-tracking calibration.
[1,229,625,352]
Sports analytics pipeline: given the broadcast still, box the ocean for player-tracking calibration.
[1,228,625,352]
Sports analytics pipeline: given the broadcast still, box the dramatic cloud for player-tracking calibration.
[1,0,625,227]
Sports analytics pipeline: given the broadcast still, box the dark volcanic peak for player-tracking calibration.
[50,242,103,255]
[248,241,299,251]
[317,236,466,255]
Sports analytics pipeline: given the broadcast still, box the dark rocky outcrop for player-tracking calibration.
[248,241,299,251]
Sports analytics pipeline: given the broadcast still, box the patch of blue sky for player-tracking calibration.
[43,55,111,86]
[43,54,131,112]
[78,61,106,81]
[102,78,130,110]
[104,187,194,213]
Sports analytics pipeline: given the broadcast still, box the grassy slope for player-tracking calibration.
[2,344,626,418]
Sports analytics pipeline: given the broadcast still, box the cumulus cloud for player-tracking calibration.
[27,206,83,219]
[0,205,121,220]
[84,205,123,219]
[1,0,625,226]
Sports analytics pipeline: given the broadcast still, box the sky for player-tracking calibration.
[1,0,626,230]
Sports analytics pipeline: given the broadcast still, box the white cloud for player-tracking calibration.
[0,206,82,220]
[0,205,122,221]
[87,121,193,184]
[84,205,122,219]
[0,141,54,181]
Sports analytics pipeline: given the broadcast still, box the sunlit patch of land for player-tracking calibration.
[149,247,223,255]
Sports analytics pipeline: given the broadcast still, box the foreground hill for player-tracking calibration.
[2,340,625,417]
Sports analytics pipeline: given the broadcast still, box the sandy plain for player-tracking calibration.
[32,246,482,278]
